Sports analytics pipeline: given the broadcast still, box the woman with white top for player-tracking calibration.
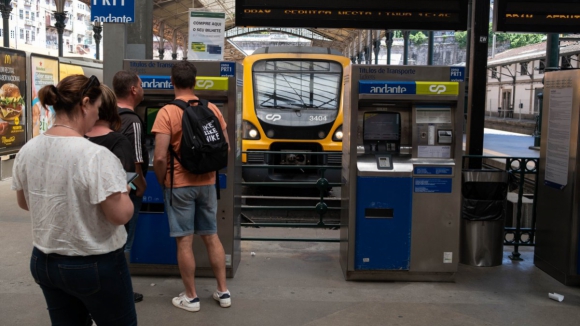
[11,75,136,326]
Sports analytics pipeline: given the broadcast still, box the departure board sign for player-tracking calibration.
[235,0,469,31]
[494,0,580,33]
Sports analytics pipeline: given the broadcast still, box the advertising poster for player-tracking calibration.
[0,49,26,155]
[31,55,59,137]
[188,10,225,60]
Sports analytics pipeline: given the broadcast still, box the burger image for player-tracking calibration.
[0,83,24,121]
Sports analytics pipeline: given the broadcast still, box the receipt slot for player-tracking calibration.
[340,65,464,281]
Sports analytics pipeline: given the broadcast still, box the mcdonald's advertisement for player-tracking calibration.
[0,49,26,154]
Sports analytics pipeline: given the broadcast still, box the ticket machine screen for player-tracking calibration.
[146,108,161,135]
[363,112,401,141]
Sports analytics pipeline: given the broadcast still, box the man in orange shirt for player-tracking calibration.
[151,61,231,312]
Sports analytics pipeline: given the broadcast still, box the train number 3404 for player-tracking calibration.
[309,115,327,121]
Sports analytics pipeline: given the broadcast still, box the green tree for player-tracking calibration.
[454,23,544,49]
[410,31,427,45]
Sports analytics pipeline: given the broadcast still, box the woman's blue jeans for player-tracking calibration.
[30,247,137,326]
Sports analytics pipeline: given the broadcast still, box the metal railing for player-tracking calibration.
[242,152,539,258]
[462,155,539,261]
[241,150,341,242]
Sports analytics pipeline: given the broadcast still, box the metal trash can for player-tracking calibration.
[460,170,508,267]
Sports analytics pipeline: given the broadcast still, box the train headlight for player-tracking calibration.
[243,120,261,140]
[332,125,343,142]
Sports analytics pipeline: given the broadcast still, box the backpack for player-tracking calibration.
[167,99,228,203]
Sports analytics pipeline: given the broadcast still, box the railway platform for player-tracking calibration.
[1,177,579,326]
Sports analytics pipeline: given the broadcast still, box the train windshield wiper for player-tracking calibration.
[288,103,316,110]
[261,105,293,109]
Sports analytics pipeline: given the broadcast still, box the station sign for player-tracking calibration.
[494,0,580,33]
[140,75,229,91]
[359,81,459,96]
[235,0,469,30]
[189,11,226,60]
[91,0,135,23]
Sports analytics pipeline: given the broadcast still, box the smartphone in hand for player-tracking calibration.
[126,172,139,185]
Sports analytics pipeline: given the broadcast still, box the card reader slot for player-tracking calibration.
[365,208,394,219]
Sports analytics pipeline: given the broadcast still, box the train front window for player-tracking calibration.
[253,60,342,110]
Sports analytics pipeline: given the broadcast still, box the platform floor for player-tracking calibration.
[1,179,579,326]
[463,128,539,158]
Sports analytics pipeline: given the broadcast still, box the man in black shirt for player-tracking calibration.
[113,70,147,303]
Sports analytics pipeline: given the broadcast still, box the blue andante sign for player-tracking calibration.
[91,0,135,23]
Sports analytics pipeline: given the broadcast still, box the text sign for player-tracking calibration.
[92,0,135,23]
[494,0,580,33]
[235,0,469,30]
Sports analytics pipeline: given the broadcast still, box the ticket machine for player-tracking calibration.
[123,60,243,277]
[340,65,464,281]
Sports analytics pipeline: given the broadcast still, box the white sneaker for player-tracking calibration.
[213,290,231,308]
[172,293,200,312]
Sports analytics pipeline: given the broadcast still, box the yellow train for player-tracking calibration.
[241,46,350,184]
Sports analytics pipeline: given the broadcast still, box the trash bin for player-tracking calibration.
[460,170,508,267]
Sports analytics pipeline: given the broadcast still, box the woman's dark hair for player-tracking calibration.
[98,85,122,131]
[171,61,197,89]
[38,75,102,119]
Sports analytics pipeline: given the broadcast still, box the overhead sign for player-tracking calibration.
[188,11,226,60]
[494,0,580,33]
[235,0,469,30]
[359,81,459,96]
[91,0,135,23]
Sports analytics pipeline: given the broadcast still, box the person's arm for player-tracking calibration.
[16,190,28,211]
[224,128,230,152]
[133,164,147,197]
[100,192,134,225]
[124,118,147,196]
[153,133,171,187]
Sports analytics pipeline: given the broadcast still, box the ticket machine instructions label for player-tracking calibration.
[414,178,452,193]
[414,167,453,175]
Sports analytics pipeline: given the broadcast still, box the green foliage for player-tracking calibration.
[454,23,544,49]
[410,31,427,45]
[454,31,468,48]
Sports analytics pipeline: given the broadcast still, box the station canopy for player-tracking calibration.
[152,0,362,61]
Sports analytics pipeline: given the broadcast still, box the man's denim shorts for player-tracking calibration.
[163,185,218,237]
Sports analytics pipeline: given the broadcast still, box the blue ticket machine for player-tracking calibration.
[123,60,242,277]
[340,65,464,281]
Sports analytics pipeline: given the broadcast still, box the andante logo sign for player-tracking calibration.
[359,81,459,96]
[369,84,408,94]
[140,75,229,91]
[359,81,415,95]
[92,0,135,23]
[140,76,173,89]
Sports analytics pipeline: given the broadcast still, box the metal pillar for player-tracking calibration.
[93,22,102,60]
[466,0,491,168]
[0,1,12,48]
[53,0,66,57]
[533,34,561,147]
[385,30,393,65]
[172,30,178,60]
[464,0,473,123]
[403,31,410,65]
[367,30,372,64]
[428,31,434,65]
[533,92,543,147]
[373,31,381,65]
[158,22,165,60]
[126,0,153,59]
